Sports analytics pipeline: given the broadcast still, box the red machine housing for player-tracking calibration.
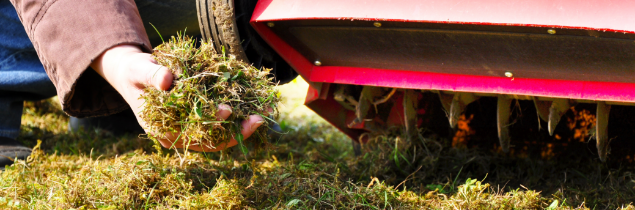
[249,0,635,142]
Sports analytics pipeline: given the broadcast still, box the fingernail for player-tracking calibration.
[219,106,232,114]
[251,120,265,132]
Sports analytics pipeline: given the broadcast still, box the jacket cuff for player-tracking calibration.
[27,0,152,117]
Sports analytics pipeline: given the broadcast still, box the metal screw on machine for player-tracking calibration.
[267,22,275,27]
[504,71,513,78]
[373,22,382,27]
[547,29,556,34]
[314,60,322,66]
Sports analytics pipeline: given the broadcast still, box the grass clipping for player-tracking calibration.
[141,35,279,152]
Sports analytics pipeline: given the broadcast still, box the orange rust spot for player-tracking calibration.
[565,107,596,142]
[452,114,475,147]
[541,143,555,159]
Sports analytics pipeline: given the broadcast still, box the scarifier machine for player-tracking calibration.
[196,0,635,162]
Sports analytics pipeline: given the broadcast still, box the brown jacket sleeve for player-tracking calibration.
[10,0,152,117]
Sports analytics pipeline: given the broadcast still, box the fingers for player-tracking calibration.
[240,115,266,139]
[188,139,238,152]
[216,104,232,120]
[217,104,270,120]
[156,114,266,152]
[183,107,265,152]
[157,137,238,152]
[158,137,176,149]
[264,107,274,116]
[153,94,269,153]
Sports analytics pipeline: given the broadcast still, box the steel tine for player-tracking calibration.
[533,97,551,130]
[498,95,512,152]
[596,101,611,162]
[548,99,570,136]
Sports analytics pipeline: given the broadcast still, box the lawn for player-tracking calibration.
[1,77,634,209]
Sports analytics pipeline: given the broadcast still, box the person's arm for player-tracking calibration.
[10,0,150,117]
[10,0,264,151]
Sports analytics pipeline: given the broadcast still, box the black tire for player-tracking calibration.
[197,0,298,84]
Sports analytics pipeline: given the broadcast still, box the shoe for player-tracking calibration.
[268,122,282,134]
[68,108,145,136]
[0,136,32,169]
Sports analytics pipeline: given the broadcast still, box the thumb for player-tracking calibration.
[147,65,173,91]
[135,56,174,91]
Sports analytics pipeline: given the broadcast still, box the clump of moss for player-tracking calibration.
[141,34,279,151]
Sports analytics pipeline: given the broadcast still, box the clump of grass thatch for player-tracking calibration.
[141,34,279,152]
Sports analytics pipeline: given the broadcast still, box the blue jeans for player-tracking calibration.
[0,0,199,139]
[0,1,57,139]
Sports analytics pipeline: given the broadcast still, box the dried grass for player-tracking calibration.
[141,34,279,152]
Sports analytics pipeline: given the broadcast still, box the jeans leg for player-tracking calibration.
[0,50,56,96]
[0,99,22,139]
[0,1,56,139]
[0,51,55,139]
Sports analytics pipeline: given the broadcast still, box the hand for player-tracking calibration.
[90,44,266,152]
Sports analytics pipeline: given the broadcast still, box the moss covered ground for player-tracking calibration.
[1,77,634,209]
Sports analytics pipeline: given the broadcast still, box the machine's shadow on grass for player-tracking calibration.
[2,97,634,209]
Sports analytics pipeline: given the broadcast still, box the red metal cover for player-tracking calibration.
[249,0,635,142]
[253,0,635,33]
[251,0,635,103]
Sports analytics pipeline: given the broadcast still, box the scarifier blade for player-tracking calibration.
[497,95,512,152]
[547,99,570,136]
[351,86,383,127]
[438,93,457,129]
[449,95,461,129]
[403,90,419,141]
[438,92,478,130]
[533,98,552,130]
[596,101,611,162]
